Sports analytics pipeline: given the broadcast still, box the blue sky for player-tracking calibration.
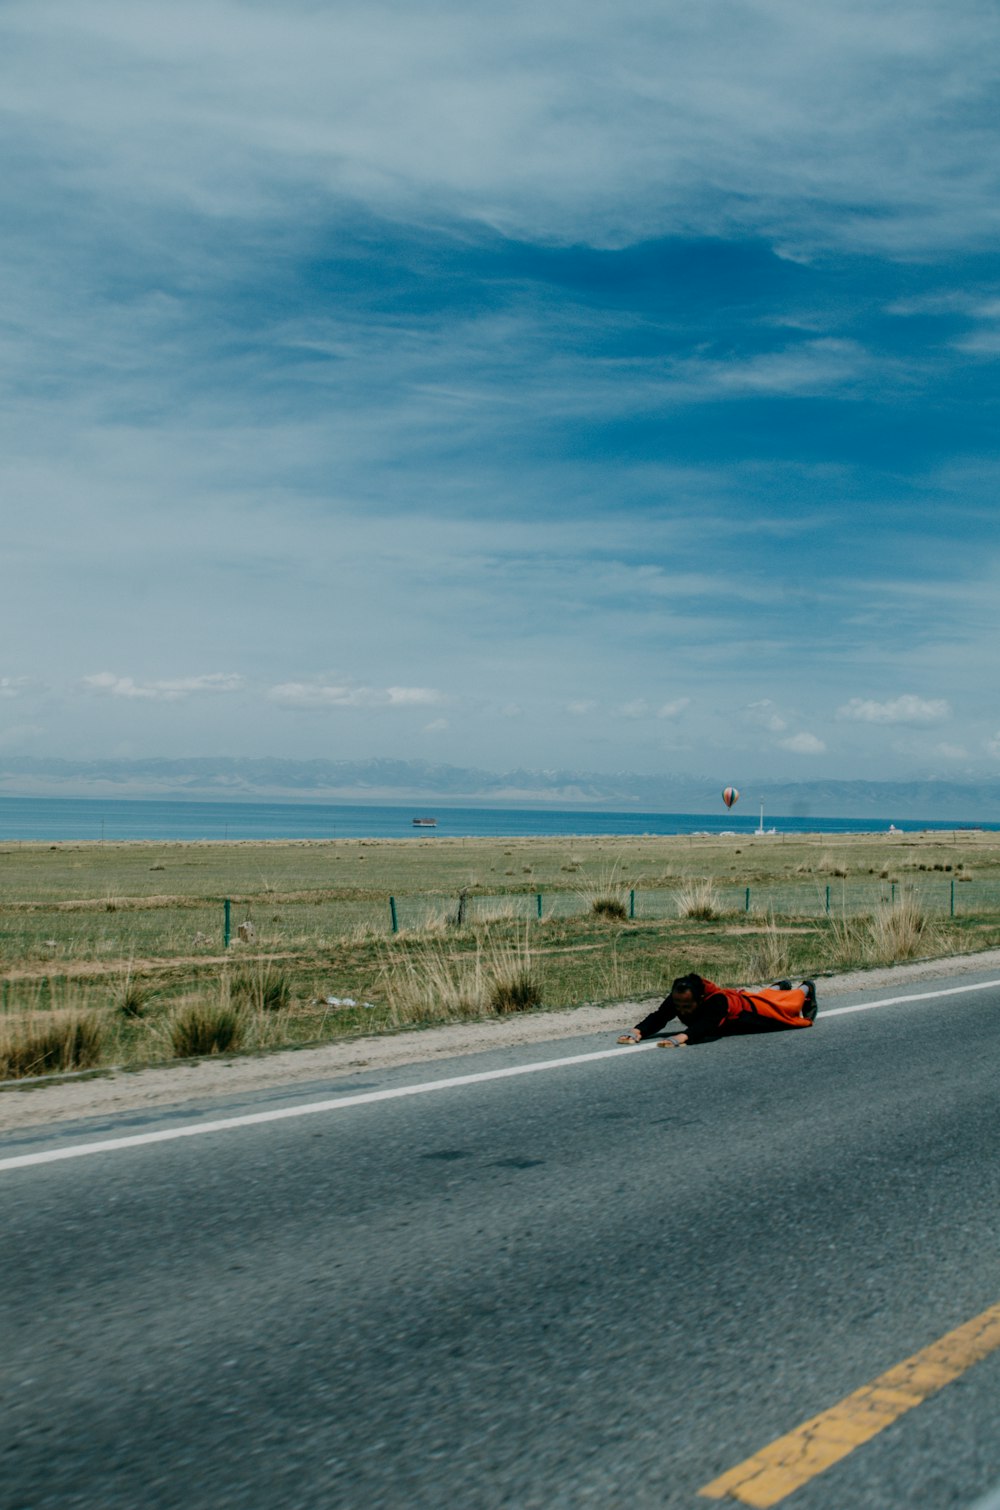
[3,0,1000,785]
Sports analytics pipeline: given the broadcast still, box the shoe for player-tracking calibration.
[771,979,792,991]
[799,980,817,1022]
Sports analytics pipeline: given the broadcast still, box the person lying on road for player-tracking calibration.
[617,972,817,1048]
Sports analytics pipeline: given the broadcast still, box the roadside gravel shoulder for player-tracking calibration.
[3,947,999,1133]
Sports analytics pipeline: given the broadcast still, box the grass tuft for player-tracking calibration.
[591,896,628,921]
[486,935,543,1014]
[381,930,542,1025]
[864,896,939,963]
[0,1013,107,1079]
[580,864,632,923]
[230,962,293,1013]
[739,918,793,983]
[381,946,485,1026]
[113,966,150,1019]
[825,896,939,969]
[674,879,721,920]
[168,1000,246,1058]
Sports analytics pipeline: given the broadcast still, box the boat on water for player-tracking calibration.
[411,817,437,827]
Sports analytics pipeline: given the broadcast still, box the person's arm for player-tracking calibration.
[617,997,678,1043]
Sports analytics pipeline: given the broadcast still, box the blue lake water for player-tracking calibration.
[0,795,995,842]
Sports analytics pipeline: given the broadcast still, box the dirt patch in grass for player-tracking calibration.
[722,925,817,935]
[0,952,288,981]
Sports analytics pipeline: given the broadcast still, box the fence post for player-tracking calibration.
[745,887,751,913]
[536,893,543,919]
[389,896,398,933]
[891,882,896,904]
[629,888,635,920]
[223,898,231,948]
[825,885,830,915]
[950,879,955,917]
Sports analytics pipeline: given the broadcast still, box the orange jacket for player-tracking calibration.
[697,977,813,1032]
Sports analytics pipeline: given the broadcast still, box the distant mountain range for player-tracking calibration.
[2,755,1000,821]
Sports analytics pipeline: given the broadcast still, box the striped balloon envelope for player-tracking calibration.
[722,786,739,808]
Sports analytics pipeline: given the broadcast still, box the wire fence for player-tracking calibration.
[231,876,1000,941]
[3,878,997,961]
[387,878,994,930]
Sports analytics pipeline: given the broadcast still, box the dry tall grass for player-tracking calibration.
[739,918,793,983]
[487,935,544,1014]
[113,964,150,1018]
[674,879,721,920]
[469,901,522,926]
[578,865,633,922]
[827,896,939,969]
[0,1013,107,1079]
[381,930,542,1026]
[229,959,293,1013]
[592,938,662,1005]
[591,896,628,920]
[167,999,246,1057]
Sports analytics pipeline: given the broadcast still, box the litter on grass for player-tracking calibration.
[311,995,376,1009]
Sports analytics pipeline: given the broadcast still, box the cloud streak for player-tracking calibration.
[5,1,1000,255]
[82,673,244,701]
[836,695,951,725]
[267,682,447,710]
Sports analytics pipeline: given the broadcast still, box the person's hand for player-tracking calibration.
[617,1031,641,1044]
[658,1033,689,1047]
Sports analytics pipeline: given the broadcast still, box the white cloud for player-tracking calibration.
[82,672,244,701]
[566,700,597,716]
[747,699,788,734]
[621,699,650,719]
[657,697,690,718]
[267,684,358,708]
[933,742,968,760]
[0,677,31,698]
[267,681,446,710]
[669,340,873,400]
[385,685,447,707]
[422,718,449,733]
[836,694,951,725]
[779,731,826,755]
[500,703,522,718]
[954,328,1000,356]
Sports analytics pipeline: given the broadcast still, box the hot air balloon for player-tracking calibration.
[722,786,739,809]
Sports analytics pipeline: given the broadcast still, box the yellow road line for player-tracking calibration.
[700,1301,1000,1508]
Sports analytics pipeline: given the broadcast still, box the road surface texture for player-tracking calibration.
[2,971,999,1508]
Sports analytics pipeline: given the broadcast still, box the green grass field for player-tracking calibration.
[3,829,1000,1077]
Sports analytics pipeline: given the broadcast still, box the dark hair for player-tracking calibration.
[670,973,705,1000]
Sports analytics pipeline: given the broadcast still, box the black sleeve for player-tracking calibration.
[683,993,729,1043]
[632,999,679,1038]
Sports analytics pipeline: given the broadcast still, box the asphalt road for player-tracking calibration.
[2,974,999,1509]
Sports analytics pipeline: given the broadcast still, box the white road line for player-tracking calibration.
[0,1045,657,1171]
[969,1481,1000,1510]
[821,977,1000,1016]
[1,978,997,1173]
